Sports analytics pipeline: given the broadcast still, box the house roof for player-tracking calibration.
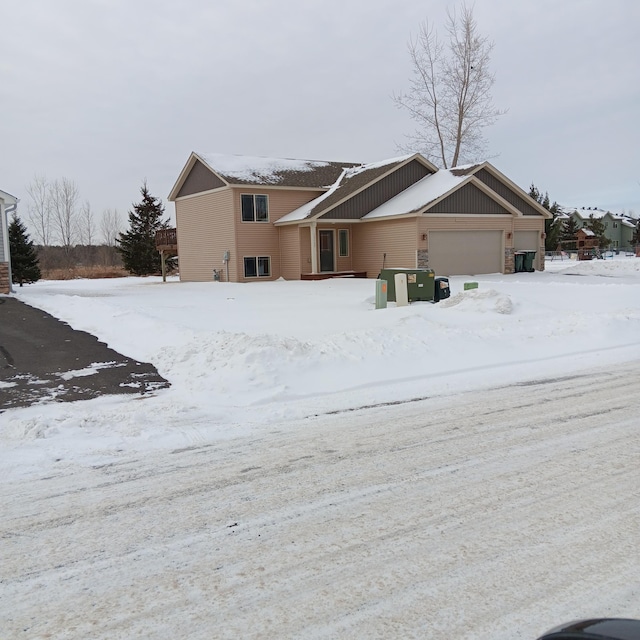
[195,153,357,189]
[0,189,18,205]
[278,154,437,223]
[362,169,468,219]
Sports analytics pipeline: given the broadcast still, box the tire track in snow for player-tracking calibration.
[1,362,639,639]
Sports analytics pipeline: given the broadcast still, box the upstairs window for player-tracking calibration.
[241,194,269,222]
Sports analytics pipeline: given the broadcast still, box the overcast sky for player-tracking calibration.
[2,0,639,236]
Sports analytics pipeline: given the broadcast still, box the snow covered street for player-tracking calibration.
[2,363,639,639]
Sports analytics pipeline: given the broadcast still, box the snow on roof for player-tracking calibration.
[362,169,467,220]
[277,155,418,222]
[278,168,350,223]
[343,154,414,179]
[197,153,337,185]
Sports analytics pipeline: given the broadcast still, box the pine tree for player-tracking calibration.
[529,183,562,251]
[561,216,580,250]
[632,220,640,247]
[584,214,611,249]
[9,213,41,286]
[116,182,169,276]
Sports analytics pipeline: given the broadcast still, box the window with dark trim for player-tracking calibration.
[241,194,269,222]
[338,229,349,257]
[244,256,271,278]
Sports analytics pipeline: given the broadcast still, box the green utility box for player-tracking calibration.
[379,268,436,302]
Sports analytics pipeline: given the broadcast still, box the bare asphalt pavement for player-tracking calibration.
[0,296,169,412]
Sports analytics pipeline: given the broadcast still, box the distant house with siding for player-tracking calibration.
[565,207,638,250]
[0,189,18,294]
[168,152,550,283]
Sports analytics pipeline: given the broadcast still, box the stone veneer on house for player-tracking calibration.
[0,263,9,294]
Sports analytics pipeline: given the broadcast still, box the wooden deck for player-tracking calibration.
[155,228,178,253]
[301,271,367,280]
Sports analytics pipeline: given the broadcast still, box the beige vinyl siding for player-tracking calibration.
[234,188,320,281]
[175,189,236,282]
[278,225,301,280]
[353,218,419,276]
[300,227,312,275]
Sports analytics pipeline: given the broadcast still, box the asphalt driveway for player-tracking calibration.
[0,297,169,412]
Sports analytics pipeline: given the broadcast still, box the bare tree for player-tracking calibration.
[100,208,122,247]
[50,177,79,266]
[25,175,52,247]
[78,200,95,246]
[393,3,505,168]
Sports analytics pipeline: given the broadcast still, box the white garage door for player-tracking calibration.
[514,230,538,251]
[429,230,503,276]
[514,231,540,270]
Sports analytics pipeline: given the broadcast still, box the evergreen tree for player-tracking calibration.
[632,220,640,247]
[9,213,41,286]
[529,183,562,251]
[561,216,580,250]
[584,214,611,249]
[116,183,169,276]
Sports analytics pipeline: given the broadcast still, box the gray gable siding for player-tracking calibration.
[426,183,511,214]
[474,169,541,216]
[177,160,227,198]
[319,160,432,220]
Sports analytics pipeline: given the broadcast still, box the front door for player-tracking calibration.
[319,230,335,272]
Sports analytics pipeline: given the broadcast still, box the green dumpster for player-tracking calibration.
[379,268,436,302]
[522,251,536,272]
[514,252,525,273]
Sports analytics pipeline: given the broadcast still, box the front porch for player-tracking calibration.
[300,271,367,280]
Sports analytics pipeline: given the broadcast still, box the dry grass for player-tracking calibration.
[41,265,129,280]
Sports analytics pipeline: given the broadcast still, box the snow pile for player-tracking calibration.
[1,255,640,473]
[439,288,514,314]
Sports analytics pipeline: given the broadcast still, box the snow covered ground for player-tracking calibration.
[1,255,639,638]
[2,255,639,476]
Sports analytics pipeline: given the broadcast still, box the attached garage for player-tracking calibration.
[514,230,538,252]
[428,230,503,276]
[514,230,542,270]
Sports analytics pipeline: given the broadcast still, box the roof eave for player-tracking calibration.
[168,152,230,201]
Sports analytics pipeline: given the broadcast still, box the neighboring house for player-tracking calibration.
[565,207,638,250]
[0,189,18,294]
[168,152,550,282]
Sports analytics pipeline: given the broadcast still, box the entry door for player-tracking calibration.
[319,230,335,272]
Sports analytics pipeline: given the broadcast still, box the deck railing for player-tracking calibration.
[155,228,177,248]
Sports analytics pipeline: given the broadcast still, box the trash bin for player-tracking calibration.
[514,252,525,273]
[434,277,450,302]
[522,251,536,272]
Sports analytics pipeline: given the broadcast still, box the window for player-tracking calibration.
[241,194,269,222]
[244,256,271,278]
[338,229,349,257]
[613,222,618,228]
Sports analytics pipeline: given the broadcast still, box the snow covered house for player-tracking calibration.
[168,153,550,282]
[0,189,18,294]
[566,207,638,251]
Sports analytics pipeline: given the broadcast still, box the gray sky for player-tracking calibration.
[2,0,639,236]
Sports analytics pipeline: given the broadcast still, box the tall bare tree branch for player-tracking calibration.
[393,3,505,168]
[25,175,52,247]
